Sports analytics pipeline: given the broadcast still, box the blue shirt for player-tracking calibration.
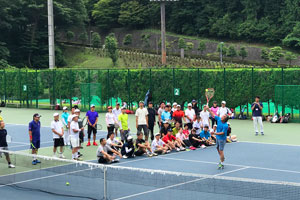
[161,111,171,122]
[86,110,99,125]
[200,130,211,140]
[29,120,41,141]
[61,112,69,126]
[214,116,228,141]
[251,102,263,117]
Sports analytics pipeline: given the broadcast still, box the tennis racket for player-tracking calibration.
[82,117,102,130]
[205,88,215,105]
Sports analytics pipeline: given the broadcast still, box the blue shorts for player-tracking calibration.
[30,140,40,149]
[216,139,226,151]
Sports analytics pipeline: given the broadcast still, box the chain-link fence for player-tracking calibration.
[1,68,300,118]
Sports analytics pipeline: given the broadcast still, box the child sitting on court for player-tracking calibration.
[193,115,202,135]
[121,136,135,158]
[162,129,185,152]
[151,133,170,154]
[189,128,206,149]
[200,125,215,146]
[226,123,237,143]
[135,132,157,157]
[176,127,191,147]
[107,132,123,151]
[209,125,217,142]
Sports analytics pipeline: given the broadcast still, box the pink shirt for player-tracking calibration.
[210,106,219,116]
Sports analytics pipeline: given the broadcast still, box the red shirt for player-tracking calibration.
[163,134,176,143]
[173,110,185,122]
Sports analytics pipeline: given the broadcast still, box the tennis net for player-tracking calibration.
[0,149,300,200]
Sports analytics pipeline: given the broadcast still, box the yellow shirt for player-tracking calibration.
[118,113,128,130]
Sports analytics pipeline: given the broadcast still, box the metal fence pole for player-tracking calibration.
[107,69,110,107]
[88,69,91,109]
[281,67,284,115]
[52,69,55,108]
[19,69,21,105]
[4,70,6,103]
[197,69,200,105]
[128,69,131,110]
[149,69,152,104]
[26,70,29,108]
[69,69,72,108]
[35,69,38,108]
[172,68,175,103]
[223,68,226,101]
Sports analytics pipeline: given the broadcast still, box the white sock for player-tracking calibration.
[32,154,37,161]
[72,153,75,159]
[53,152,56,156]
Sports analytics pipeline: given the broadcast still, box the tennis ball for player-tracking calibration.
[66,182,70,186]
[205,89,208,92]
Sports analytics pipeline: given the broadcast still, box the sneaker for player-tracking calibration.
[190,146,196,150]
[59,154,65,159]
[166,150,171,154]
[133,154,136,158]
[77,157,83,161]
[123,155,128,159]
[112,159,119,163]
[153,152,158,156]
[35,160,41,164]
[86,142,91,146]
[218,163,223,170]
[147,153,153,157]
[261,132,264,136]
[180,146,186,151]
[93,142,98,146]
[32,160,37,165]
[8,164,15,168]
[78,153,83,157]
[201,145,206,149]
[52,154,57,158]
[255,132,258,136]
[176,148,180,152]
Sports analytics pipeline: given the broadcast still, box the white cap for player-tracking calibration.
[173,102,177,106]
[90,104,95,107]
[213,124,217,127]
[166,102,171,106]
[155,133,160,136]
[227,122,230,125]
[53,113,59,117]
[63,106,68,110]
[127,136,133,140]
[221,101,226,104]
[72,114,78,119]
[74,109,80,113]
[188,103,192,107]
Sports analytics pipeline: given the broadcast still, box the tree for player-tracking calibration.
[282,22,300,49]
[105,33,118,66]
[141,34,150,48]
[198,41,206,56]
[123,34,133,46]
[226,45,237,61]
[118,1,147,28]
[66,31,75,42]
[269,46,284,65]
[79,32,88,46]
[261,48,269,62]
[284,51,297,66]
[185,42,194,56]
[178,38,186,58]
[238,46,248,60]
[92,32,101,49]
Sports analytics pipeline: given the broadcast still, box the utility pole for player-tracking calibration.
[150,0,179,65]
[48,0,55,69]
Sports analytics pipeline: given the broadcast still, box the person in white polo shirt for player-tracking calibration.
[70,115,84,160]
[217,101,231,117]
[185,103,196,130]
[200,105,210,128]
[51,113,65,158]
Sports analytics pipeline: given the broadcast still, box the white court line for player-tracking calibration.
[113,167,250,200]
[240,141,300,147]
[156,157,300,174]
[9,141,54,148]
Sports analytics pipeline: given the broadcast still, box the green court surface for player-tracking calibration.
[0,107,299,146]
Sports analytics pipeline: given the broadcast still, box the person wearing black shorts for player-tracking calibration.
[0,120,15,168]
[147,102,156,141]
[75,109,84,157]
[51,113,65,159]
[86,104,99,146]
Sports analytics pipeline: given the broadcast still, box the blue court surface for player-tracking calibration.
[1,124,300,200]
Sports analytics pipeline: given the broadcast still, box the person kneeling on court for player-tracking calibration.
[107,132,123,151]
[97,138,122,164]
[200,125,215,146]
[51,113,65,159]
[135,132,157,157]
[189,129,206,149]
[0,120,15,168]
[151,133,170,154]
[70,115,84,161]
[162,129,185,152]
[121,136,135,159]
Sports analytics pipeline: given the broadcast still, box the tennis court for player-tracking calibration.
[1,108,300,199]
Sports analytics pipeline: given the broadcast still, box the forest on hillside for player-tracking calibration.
[1,0,300,68]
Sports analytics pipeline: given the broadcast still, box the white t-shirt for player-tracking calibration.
[70,121,80,138]
[67,114,73,123]
[176,132,185,140]
[193,120,202,135]
[51,120,63,139]
[112,108,121,122]
[217,107,231,117]
[185,109,196,123]
[106,112,115,125]
[200,110,210,126]
[158,108,164,121]
[135,108,148,125]
[107,137,119,146]
[151,139,165,151]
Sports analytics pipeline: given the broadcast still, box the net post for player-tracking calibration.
[103,166,107,200]
[4,69,7,104]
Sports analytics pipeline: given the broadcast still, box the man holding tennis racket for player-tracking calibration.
[86,104,99,146]
[208,108,229,170]
[29,113,42,165]
[51,113,65,159]
[0,120,15,168]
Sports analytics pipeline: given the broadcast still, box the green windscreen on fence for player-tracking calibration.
[80,83,102,109]
[275,85,300,113]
